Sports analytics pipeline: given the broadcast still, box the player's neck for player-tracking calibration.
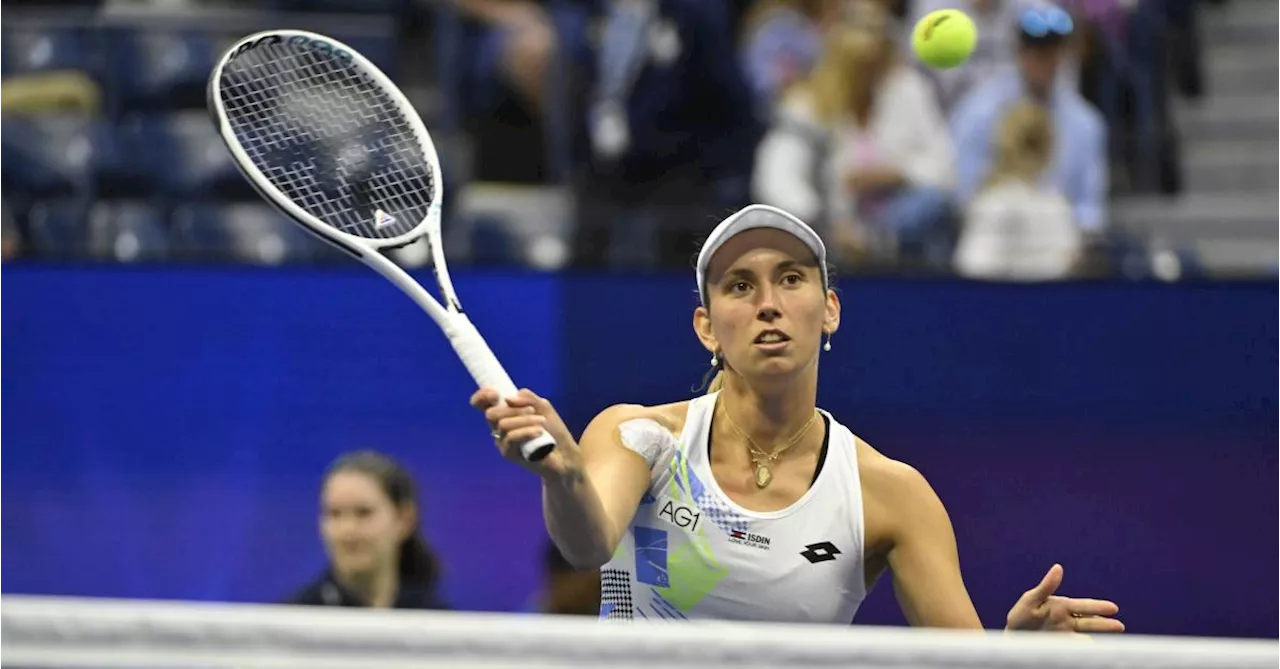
[718,372,818,447]
[337,565,399,608]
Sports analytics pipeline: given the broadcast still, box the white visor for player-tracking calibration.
[696,204,828,304]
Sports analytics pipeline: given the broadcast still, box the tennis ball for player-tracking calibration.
[912,9,978,69]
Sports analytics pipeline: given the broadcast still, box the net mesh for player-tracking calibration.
[217,36,433,241]
[2,595,1275,669]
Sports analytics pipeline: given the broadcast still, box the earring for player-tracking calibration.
[823,333,832,352]
[710,351,719,367]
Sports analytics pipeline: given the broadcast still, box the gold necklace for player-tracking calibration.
[720,403,820,489]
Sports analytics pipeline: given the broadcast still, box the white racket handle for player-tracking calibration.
[445,314,557,462]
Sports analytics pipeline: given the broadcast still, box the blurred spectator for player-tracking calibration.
[2,206,21,261]
[953,100,1080,280]
[738,0,841,113]
[1058,0,1126,39]
[950,3,1106,236]
[753,2,955,265]
[446,0,594,185]
[572,0,763,268]
[536,542,601,615]
[907,0,1031,111]
[289,451,448,610]
[452,0,559,118]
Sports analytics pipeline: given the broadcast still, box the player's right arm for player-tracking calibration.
[470,389,651,569]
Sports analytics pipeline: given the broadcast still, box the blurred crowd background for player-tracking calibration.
[2,0,1276,279]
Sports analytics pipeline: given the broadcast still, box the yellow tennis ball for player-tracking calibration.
[912,9,978,69]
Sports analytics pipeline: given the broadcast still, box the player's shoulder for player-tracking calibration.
[586,400,692,438]
[852,435,933,499]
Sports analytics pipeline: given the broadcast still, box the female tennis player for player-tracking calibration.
[471,204,1123,632]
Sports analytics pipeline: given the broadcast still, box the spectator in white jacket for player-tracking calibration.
[953,100,1082,280]
[753,2,956,265]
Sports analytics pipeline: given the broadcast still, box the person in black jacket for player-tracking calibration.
[288,450,447,610]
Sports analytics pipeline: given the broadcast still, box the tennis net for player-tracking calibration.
[2,595,1275,669]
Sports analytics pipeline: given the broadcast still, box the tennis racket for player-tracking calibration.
[207,30,556,462]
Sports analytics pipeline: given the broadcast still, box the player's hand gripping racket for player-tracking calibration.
[208,30,555,462]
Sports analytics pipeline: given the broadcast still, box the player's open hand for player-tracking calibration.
[470,388,581,478]
[1005,564,1125,634]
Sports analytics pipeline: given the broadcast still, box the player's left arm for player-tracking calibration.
[885,463,1125,633]
[881,462,984,629]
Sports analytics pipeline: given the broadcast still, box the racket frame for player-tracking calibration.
[208,30,555,462]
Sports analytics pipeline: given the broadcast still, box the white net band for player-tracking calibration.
[2,595,1276,669]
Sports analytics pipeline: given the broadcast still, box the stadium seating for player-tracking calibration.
[1,26,96,78]
[1,116,115,199]
[86,201,171,263]
[106,28,218,111]
[128,112,251,199]
[0,4,407,264]
[26,200,91,258]
[171,203,330,265]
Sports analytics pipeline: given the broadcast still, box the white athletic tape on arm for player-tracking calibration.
[617,418,676,472]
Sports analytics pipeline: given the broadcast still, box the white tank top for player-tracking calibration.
[600,392,867,623]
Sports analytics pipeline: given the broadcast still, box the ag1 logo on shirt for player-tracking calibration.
[658,500,701,531]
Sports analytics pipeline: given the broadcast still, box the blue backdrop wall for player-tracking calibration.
[3,266,1276,638]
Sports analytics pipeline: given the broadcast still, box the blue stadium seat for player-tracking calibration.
[1,122,27,195]
[86,201,170,262]
[1,26,95,77]
[171,203,329,265]
[128,112,249,198]
[107,28,216,110]
[1,117,115,198]
[468,216,521,265]
[25,200,90,258]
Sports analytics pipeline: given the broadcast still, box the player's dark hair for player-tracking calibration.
[325,450,440,589]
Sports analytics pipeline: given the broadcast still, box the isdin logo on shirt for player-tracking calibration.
[728,529,771,551]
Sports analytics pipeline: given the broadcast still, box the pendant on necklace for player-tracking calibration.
[754,463,773,489]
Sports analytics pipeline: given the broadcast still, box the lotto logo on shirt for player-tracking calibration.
[728,529,771,551]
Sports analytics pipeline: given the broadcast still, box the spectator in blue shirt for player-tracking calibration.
[949,4,1107,235]
[738,0,840,114]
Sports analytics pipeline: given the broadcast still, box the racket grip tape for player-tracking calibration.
[446,315,556,462]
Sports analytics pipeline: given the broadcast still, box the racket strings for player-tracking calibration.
[218,41,434,241]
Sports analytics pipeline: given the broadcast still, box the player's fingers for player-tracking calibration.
[1073,616,1125,633]
[1058,597,1119,617]
[500,426,551,454]
[496,414,547,435]
[509,388,555,413]
[1027,564,1064,601]
[469,388,500,410]
[484,404,522,427]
